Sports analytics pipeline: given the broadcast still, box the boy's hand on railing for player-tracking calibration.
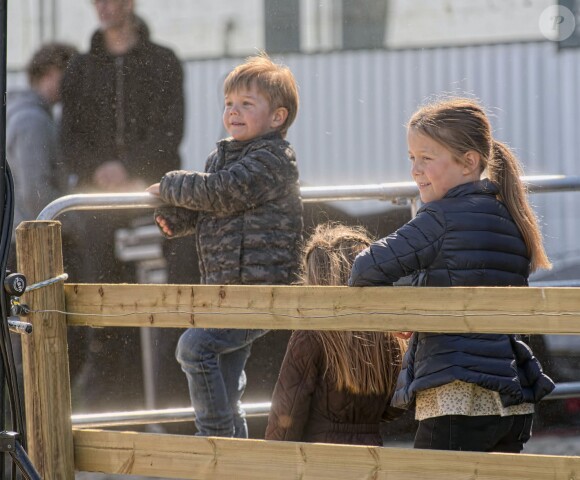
[146,183,161,196]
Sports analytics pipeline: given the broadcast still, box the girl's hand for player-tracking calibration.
[395,331,413,340]
[146,183,160,196]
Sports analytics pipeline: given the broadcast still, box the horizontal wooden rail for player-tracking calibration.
[63,284,580,334]
[73,429,580,480]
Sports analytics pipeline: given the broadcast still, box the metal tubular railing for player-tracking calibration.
[71,402,270,429]
[70,381,580,428]
[37,174,580,221]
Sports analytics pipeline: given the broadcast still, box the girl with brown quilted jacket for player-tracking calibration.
[265,223,406,445]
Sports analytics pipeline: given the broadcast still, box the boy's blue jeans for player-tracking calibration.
[175,328,268,437]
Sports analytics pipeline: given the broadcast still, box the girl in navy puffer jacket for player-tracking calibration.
[349,98,554,453]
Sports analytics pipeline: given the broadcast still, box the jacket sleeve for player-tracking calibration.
[349,206,446,286]
[265,332,320,442]
[125,50,184,182]
[509,335,555,403]
[158,146,298,213]
[381,405,406,422]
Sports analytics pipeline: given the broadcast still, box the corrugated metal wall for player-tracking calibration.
[8,41,579,260]
[181,42,580,259]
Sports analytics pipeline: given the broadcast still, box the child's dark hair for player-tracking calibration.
[27,43,78,85]
[408,97,551,272]
[223,52,299,137]
[303,223,406,395]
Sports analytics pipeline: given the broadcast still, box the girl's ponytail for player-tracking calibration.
[489,140,551,272]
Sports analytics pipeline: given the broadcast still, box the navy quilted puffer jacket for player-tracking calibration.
[349,179,555,409]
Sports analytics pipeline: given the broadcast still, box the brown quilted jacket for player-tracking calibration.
[265,330,402,445]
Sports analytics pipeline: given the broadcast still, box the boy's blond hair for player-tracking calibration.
[224,52,299,136]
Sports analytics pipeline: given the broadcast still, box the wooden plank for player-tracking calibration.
[73,429,580,480]
[16,221,75,479]
[64,284,580,334]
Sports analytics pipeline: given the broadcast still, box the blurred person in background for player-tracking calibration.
[60,0,186,412]
[60,0,184,282]
[6,43,77,448]
[7,42,77,251]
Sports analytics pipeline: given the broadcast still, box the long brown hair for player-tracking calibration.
[303,223,406,396]
[408,97,551,272]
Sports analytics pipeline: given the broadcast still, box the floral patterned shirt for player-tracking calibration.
[415,380,535,421]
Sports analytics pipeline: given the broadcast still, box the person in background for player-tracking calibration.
[265,223,407,445]
[7,42,77,242]
[60,0,184,283]
[59,0,184,412]
[349,97,555,453]
[147,52,303,438]
[61,0,183,196]
[6,44,77,452]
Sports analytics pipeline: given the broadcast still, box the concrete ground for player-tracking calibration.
[524,431,580,456]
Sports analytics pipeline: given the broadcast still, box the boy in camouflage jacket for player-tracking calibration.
[147,53,303,437]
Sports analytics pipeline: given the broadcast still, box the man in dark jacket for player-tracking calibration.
[61,0,183,193]
[59,0,185,411]
[60,0,184,283]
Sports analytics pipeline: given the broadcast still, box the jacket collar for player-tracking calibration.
[89,18,150,58]
[218,131,284,152]
[444,178,499,199]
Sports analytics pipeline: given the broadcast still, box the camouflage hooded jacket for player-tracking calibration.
[157,132,303,285]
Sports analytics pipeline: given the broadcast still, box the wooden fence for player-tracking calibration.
[15,220,580,479]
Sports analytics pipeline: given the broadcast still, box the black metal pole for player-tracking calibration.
[0,0,7,225]
[0,3,18,478]
[0,2,7,478]
[10,442,41,480]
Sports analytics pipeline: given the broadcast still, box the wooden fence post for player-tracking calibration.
[15,221,74,478]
